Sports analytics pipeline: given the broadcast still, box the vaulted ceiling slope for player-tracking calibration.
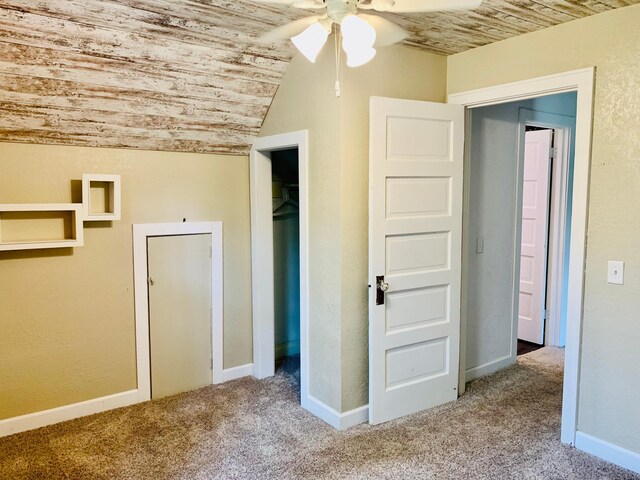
[0,0,635,155]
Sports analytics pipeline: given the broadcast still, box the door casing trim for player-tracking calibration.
[132,221,224,401]
[449,66,595,445]
[249,130,311,413]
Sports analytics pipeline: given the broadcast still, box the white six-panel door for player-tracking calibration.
[369,97,464,424]
[518,129,553,345]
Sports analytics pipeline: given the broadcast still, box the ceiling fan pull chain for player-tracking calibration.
[334,25,341,97]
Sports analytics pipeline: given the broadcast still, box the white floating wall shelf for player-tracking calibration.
[0,203,84,251]
[82,174,121,221]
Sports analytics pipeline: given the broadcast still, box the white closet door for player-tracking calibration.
[518,129,553,345]
[148,234,212,399]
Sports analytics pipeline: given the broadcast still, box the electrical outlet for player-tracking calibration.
[476,237,484,254]
[607,261,624,285]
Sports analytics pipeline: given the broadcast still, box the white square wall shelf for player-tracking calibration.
[82,174,121,221]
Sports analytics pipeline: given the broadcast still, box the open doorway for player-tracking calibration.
[516,107,575,357]
[271,148,301,389]
[250,130,313,417]
[452,77,588,445]
[463,91,577,373]
[517,126,554,355]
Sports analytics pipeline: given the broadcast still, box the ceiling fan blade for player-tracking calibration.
[381,0,483,13]
[250,0,325,7]
[249,0,295,3]
[292,0,326,8]
[358,14,408,47]
[261,16,322,42]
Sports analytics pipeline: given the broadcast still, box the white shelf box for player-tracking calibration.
[82,174,121,221]
[0,204,84,251]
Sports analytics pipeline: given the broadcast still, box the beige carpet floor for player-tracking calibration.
[1,347,638,479]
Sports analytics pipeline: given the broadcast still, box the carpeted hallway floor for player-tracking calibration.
[1,348,638,480]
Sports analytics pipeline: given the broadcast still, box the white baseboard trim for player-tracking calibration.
[275,340,300,359]
[340,404,369,429]
[0,389,139,438]
[221,363,254,382]
[575,431,640,474]
[303,394,368,430]
[465,355,515,382]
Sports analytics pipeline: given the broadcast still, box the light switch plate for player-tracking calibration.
[607,261,624,285]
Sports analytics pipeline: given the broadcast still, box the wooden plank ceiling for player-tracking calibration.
[0,0,636,155]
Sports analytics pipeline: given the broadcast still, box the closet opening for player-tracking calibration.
[271,148,301,393]
[250,130,311,414]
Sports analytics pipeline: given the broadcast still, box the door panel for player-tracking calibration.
[369,97,463,425]
[518,129,552,345]
[148,234,212,399]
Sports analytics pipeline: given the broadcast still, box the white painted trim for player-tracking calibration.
[303,395,369,430]
[249,131,311,413]
[449,67,595,445]
[340,405,370,429]
[133,221,224,401]
[448,68,594,108]
[575,432,640,475]
[465,355,515,382]
[221,363,254,382]
[0,390,138,438]
[303,395,342,429]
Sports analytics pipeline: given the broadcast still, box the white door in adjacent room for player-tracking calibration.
[147,234,213,399]
[518,129,553,345]
[369,97,464,424]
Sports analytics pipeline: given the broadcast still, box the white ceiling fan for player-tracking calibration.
[258,0,483,67]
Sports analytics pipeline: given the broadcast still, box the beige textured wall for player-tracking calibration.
[448,4,640,453]
[339,46,447,410]
[260,45,344,410]
[261,43,446,411]
[0,143,252,419]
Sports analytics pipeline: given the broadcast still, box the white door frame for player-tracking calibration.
[517,109,575,348]
[132,222,224,402]
[449,67,595,445]
[249,131,310,407]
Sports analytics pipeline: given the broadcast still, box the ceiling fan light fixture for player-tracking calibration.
[340,15,377,67]
[344,45,377,67]
[340,14,376,47]
[291,22,330,63]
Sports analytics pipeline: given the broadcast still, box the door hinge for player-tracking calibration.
[147,277,155,286]
[211,358,214,370]
[550,147,557,159]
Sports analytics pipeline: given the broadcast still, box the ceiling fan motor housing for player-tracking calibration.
[326,0,358,23]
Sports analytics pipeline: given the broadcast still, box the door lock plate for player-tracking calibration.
[376,275,389,305]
